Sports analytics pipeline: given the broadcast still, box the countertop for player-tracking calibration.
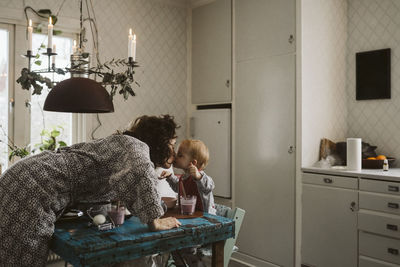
[302,166,400,182]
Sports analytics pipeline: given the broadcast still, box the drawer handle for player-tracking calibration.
[388,185,399,192]
[323,178,333,184]
[388,202,399,209]
[387,224,398,231]
[388,248,399,255]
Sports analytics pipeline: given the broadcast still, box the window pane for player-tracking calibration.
[0,29,9,172]
[30,34,72,151]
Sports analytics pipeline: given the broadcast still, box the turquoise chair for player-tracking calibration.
[167,204,245,267]
[214,204,246,267]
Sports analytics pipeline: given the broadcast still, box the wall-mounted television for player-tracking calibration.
[356,48,391,100]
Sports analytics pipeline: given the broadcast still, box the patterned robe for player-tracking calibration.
[0,135,163,267]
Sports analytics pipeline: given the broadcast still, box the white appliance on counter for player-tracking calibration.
[190,107,231,198]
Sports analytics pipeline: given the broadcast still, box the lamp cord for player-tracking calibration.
[91,114,102,140]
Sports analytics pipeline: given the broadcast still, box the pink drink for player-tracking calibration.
[108,208,125,225]
[180,196,197,215]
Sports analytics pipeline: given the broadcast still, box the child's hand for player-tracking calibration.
[158,170,172,179]
[188,162,202,180]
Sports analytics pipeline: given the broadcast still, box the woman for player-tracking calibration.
[0,114,181,267]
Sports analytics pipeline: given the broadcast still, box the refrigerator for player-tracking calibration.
[190,108,231,198]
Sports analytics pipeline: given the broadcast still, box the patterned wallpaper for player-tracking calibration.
[0,0,188,141]
[301,0,348,167]
[347,0,400,162]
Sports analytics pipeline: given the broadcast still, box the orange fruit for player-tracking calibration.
[366,157,376,160]
[376,155,387,160]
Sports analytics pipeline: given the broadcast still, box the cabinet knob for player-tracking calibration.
[288,145,295,154]
[388,185,399,192]
[387,224,398,231]
[323,178,333,184]
[288,34,295,44]
[225,79,230,88]
[388,248,399,255]
[350,201,357,212]
[388,202,399,209]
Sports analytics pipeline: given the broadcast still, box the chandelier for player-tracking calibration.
[17,0,139,113]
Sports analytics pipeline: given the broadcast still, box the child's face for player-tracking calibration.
[174,145,192,170]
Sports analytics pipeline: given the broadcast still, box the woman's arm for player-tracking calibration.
[109,139,165,224]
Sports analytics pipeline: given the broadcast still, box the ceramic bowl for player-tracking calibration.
[362,157,395,169]
[161,197,177,209]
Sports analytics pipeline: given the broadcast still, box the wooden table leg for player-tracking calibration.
[212,240,225,267]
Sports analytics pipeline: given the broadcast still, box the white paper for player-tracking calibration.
[347,138,362,171]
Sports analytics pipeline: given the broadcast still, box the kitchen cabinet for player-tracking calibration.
[301,168,400,267]
[235,54,295,266]
[191,0,231,104]
[191,0,296,265]
[359,178,400,265]
[301,172,358,267]
[233,0,296,266]
[235,0,295,62]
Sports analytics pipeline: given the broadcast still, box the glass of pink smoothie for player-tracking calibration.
[180,195,197,215]
[108,206,125,226]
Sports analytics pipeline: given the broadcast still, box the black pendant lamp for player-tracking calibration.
[43,77,114,113]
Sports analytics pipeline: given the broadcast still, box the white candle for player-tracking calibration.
[28,19,33,52]
[128,29,133,58]
[72,40,77,54]
[52,44,56,65]
[47,17,53,50]
[132,34,136,61]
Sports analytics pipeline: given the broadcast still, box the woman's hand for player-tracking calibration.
[148,217,181,231]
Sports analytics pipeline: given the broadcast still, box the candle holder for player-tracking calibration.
[23,50,34,72]
[128,57,137,76]
[42,48,57,72]
[18,0,140,109]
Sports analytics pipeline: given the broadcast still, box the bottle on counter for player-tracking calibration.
[383,159,389,171]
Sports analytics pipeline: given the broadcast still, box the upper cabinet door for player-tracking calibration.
[192,0,232,104]
[235,0,295,62]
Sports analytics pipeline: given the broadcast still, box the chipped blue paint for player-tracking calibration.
[50,213,235,266]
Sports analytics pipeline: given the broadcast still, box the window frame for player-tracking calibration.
[0,22,14,170]
[1,20,86,168]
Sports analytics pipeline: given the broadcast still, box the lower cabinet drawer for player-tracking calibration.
[359,210,400,239]
[359,256,400,267]
[359,231,400,264]
[360,179,400,196]
[360,192,400,215]
[302,172,358,189]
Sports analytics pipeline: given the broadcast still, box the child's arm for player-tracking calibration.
[194,171,215,194]
[165,173,180,193]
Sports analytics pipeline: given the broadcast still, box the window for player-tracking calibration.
[0,25,10,171]
[30,33,73,151]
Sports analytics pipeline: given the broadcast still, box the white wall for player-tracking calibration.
[301,0,348,167]
[347,0,400,162]
[0,0,188,141]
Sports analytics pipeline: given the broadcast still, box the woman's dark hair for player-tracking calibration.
[122,115,179,167]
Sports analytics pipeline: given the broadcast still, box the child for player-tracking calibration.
[160,139,216,266]
[160,139,216,215]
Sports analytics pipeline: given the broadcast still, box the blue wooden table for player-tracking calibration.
[50,213,235,267]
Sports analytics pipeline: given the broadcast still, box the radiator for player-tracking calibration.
[47,250,62,263]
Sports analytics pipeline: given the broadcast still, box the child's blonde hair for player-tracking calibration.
[180,139,209,170]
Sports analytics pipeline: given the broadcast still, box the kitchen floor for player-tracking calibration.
[46,258,247,267]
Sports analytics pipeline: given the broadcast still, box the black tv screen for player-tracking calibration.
[356,48,391,100]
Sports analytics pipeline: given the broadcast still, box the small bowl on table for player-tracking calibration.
[161,197,177,209]
[362,157,395,169]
